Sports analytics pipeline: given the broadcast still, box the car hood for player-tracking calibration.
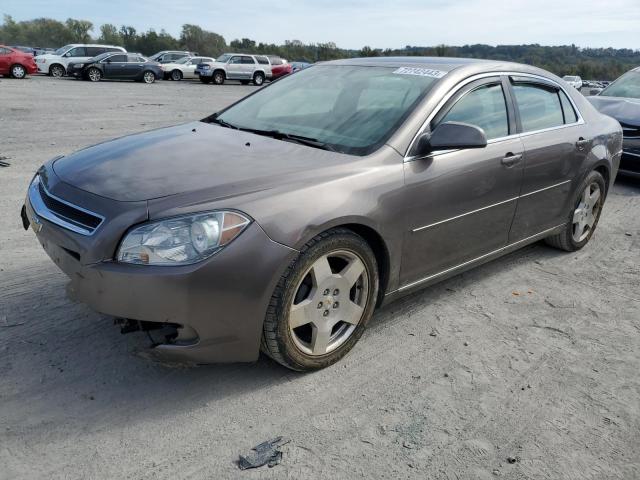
[52,122,348,202]
[587,95,640,127]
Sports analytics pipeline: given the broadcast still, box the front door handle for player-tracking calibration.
[501,153,523,167]
[576,138,590,150]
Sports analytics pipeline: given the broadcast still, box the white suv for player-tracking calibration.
[35,44,126,77]
[562,75,583,90]
[195,53,272,86]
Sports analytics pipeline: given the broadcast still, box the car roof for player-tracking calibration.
[320,56,558,78]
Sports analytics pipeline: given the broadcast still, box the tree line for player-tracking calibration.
[2,15,639,80]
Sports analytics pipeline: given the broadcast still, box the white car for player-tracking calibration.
[562,75,583,90]
[35,44,126,77]
[161,56,216,81]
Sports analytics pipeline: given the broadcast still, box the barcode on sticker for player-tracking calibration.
[393,67,447,78]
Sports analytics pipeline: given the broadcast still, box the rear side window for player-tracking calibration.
[437,83,509,140]
[0,47,11,54]
[513,83,564,132]
[86,47,103,56]
[106,47,122,53]
[559,90,578,123]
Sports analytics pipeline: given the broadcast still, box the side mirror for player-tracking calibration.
[411,122,488,156]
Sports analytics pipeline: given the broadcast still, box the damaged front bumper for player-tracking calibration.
[22,168,298,364]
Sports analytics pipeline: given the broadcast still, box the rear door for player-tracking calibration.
[241,56,256,78]
[123,54,144,78]
[401,76,525,287]
[507,77,589,242]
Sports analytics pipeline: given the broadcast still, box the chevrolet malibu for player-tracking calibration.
[22,57,622,371]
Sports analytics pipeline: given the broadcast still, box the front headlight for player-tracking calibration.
[117,211,250,266]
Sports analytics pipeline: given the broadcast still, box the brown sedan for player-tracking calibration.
[22,57,622,370]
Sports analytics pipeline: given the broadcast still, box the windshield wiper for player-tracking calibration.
[237,128,337,152]
[209,116,239,130]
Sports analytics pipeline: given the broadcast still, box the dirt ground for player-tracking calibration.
[1,76,639,480]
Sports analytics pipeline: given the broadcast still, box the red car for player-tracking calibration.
[268,56,292,80]
[0,45,38,79]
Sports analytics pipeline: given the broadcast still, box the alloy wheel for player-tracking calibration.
[11,65,26,79]
[50,65,64,77]
[214,72,224,85]
[88,68,101,82]
[288,250,369,356]
[572,182,601,242]
[171,70,181,81]
[143,71,155,84]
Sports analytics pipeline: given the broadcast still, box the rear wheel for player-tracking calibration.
[142,71,156,84]
[213,70,225,85]
[545,170,606,251]
[253,71,265,86]
[49,64,65,77]
[171,69,182,81]
[87,67,101,82]
[10,64,26,79]
[261,228,379,371]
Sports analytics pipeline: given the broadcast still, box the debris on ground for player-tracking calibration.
[0,156,10,167]
[238,437,290,470]
[506,456,520,464]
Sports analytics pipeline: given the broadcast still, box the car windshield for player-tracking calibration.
[600,71,640,99]
[54,45,73,56]
[216,54,233,63]
[214,65,442,155]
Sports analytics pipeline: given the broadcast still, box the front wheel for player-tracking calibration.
[253,71,265,86]
[545,170,606,251]
[261,228,379,371]
[213,70,225,85]
[142,71,156,84]
[10,64,26,79]
[49,64,65,77]
[87,67,101,82]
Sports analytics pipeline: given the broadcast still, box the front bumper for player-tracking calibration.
[196,69,213,77]
[23,171,298,363]
[620,137,640,178]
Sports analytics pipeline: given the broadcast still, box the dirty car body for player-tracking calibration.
[23,57,622,366]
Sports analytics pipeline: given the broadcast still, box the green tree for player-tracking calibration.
[65,18,93,43]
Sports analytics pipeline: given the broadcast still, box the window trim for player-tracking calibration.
[404,71,584,162]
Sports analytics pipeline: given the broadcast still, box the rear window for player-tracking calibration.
[512,83,564,132]
[559,90,578,123]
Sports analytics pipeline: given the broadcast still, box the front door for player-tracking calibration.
[400,77,524,288]
[226,56,244,79]
[103,54,128,78]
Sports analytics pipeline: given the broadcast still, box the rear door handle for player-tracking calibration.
[501,153,523,167]
[576,138,590,150]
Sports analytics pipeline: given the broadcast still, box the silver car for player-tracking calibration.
[196,53,271,86]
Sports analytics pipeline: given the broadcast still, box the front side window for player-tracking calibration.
[229,56,243,64]
[513,83,564,132]
[0,47,11,55]
[55,45,74,55]
[107,54,127,63]
[66,47,87,57]
[600,70,640,99]
[436,83,509,140]
[215,65,441,155]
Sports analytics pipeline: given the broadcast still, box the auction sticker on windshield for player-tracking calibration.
[393,67,447,78]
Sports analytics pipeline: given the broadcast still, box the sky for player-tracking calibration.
[3,0,640,49]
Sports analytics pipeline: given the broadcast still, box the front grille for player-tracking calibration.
[621,122,640,139]
[37,181,103,234]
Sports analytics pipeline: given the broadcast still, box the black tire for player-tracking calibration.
[200,77,211,84]
[171,69,182,81]
[49,64,65,77]
[87,67,101,82]
[261,228,379,371]
[213,70,225,85]
[253,71,265,86]
[545,170,606,251]
[10,64,26,79]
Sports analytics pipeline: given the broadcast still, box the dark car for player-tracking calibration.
[588,67,640,178]
[0,45,37,78]
[22,57,621,371]
[67,52,162,83]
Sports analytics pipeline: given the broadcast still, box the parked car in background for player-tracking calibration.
[291,61,312,73]
[267,55,292,80]
[161,56,215,81]
[148,50,195,64]
[9,45,36,55]
[563,75,583,89]
[0,45,37,78]
[22,57,621,370]
[588,67,640,178]
[196,53,270,85]
[35,44,126,77]
[67,52,161,84]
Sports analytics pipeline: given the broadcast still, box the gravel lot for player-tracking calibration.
[1,75,639,480]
